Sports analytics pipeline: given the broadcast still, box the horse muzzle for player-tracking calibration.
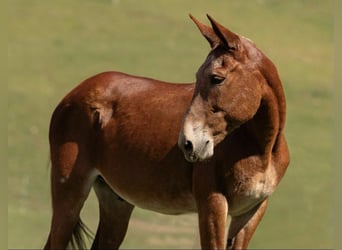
[178,123,214,163]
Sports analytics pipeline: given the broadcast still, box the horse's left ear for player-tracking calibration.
[206,14,241,51]
[189,14,220,48]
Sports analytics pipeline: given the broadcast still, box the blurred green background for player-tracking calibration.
[8,0,332,249]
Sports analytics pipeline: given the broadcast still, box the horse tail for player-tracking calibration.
[68,219,94,250]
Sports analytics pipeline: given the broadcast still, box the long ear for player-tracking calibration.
[206,14,240,51]
[189,14,220,48]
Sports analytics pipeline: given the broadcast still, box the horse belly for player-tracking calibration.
[104,172,196,214]
[127,188,197,215]
[98,155,196,215]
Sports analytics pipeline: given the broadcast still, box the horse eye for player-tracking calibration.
[210,75,225,85]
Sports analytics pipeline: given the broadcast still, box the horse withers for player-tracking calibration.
[44,15,289,250]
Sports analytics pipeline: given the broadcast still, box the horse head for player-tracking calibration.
[178,15,285,163]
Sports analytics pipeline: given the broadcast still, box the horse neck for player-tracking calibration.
[260,56,287,133]
[245,72,284,165]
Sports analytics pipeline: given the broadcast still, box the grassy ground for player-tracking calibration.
[8,0,332,249]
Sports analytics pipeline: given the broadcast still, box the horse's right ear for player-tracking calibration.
[189,14,220,48]
[206,14,241,52]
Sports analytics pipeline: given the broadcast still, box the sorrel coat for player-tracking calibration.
[44,15,289,250]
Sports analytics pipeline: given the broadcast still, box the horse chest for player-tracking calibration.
[227,164,278,216]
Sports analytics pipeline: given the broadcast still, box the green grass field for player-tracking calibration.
[8,0,332,249]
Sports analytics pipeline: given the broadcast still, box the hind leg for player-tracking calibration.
[91,177,134,250]
[44,161,97,250]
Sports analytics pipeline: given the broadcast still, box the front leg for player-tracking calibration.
[227,199,268,249]
[197,192,228,249]
[193,162,228,249]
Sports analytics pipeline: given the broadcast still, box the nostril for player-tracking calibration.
[211,105,221,114]
[184,140,193,153]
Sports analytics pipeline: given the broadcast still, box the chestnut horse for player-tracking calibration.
[44,15,289,250]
